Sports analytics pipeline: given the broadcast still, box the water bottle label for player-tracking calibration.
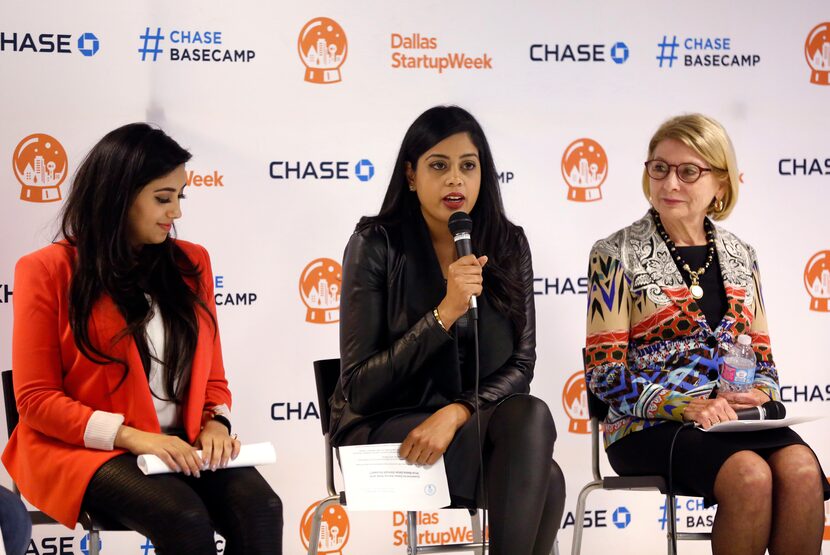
[721,361,755,388]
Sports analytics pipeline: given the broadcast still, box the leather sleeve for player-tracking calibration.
[339,227,452,414]
[457,229,536,407]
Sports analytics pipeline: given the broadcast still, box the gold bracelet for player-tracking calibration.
[433,307,447,331]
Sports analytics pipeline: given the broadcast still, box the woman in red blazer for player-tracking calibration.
[2,124,282,554]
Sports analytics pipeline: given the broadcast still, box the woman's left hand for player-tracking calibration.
[399,403,471,466]
[718,388,769,410]
[194,420,241,471]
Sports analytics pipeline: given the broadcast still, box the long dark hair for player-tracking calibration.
[359,106,526,337]
[60,122,210,400]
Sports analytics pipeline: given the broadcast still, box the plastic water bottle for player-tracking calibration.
[720,334,756,392]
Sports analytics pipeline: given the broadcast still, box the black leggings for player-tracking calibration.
[82,453,282,555]
[369,395,565,555]
[483,395,565,555]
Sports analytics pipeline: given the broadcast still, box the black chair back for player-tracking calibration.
[313,359,340,436]
[582,350,609,421]
[2,370,18,436]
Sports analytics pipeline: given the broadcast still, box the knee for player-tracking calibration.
[771,446,823,491]
[549,459,566,493]
[174,507,214,533]
[717,453,772,503]
[493,395,556,443]
[149,506,214,551]
[257,490,284,525]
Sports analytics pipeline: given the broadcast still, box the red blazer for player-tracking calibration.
[1,239,231,527]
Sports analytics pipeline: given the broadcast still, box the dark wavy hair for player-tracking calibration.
[358,106,526,337]
[59,122,210,400]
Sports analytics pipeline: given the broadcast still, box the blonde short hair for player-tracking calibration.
[642,114,740,220]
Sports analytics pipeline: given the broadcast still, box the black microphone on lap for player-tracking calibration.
[448,211,478,320]
[734,400,787,421]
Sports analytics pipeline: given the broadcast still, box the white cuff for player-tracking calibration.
[83,410,125,450]
[211,404,231,419]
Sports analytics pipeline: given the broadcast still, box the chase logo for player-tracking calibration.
[77,33,99,56]
[138,27,255,63]
[562,504,630,530]
[610,42,629,64]
[611,506,631,529]
[529,41,629,64]
[781,383,830,403]
[269,159,375,181]
[354,159,375,182]
[0,32,100,56]
[656,35,759,68]
[533,276,588,295]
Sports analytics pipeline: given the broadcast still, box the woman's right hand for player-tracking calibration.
[437,254,488,328]
[681,398,738,429]
[114,425,204,477]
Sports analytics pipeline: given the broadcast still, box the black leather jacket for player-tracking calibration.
[329,217,537,445]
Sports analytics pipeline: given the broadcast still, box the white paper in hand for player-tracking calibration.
[137,442,276,475]
[702,415,821,432]
[338,443,451,511]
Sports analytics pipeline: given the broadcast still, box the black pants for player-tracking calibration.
[368,395,566,555]
[82,453,282,555]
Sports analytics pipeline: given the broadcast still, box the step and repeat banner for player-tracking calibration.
[1,1,828,553]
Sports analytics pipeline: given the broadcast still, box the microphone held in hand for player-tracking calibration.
[734,400,787,421]
[448,211,477,320]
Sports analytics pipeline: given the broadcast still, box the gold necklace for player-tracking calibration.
[651,208,715,300]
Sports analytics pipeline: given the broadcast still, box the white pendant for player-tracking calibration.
[690,284,704,299]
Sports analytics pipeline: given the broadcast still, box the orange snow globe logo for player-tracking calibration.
[13,133,68,203]
[300,258,342,323]
[804,251,830,312]
[298,17,348,84]
[805,22,830,85]
[561,138,607,202]
[300,501,350,554]
[562,371,590,434]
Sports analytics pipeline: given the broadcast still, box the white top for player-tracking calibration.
[144,301,181,431]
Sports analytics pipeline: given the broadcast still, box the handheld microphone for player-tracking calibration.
[734,400,786,421]
[447,211,477,320]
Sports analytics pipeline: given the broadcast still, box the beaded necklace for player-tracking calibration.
[650,208,715,300]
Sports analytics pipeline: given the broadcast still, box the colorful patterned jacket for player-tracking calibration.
[585,212,780,448]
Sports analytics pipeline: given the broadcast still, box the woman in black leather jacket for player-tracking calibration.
[329,106,565,555]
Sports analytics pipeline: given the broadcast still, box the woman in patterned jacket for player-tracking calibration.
[585,113,829,555]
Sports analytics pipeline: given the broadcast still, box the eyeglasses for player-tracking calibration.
[644,160,722,184]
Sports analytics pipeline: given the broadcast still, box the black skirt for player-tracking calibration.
[337,396,516,508]
[606,421,830,507]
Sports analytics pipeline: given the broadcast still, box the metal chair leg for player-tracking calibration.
[307,495,340,555]
[666,494,677,555]
[406,511,418,554]
[571,479,602,555]
[89,530,100,555]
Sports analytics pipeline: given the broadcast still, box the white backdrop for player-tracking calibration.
[1,1,828,553]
